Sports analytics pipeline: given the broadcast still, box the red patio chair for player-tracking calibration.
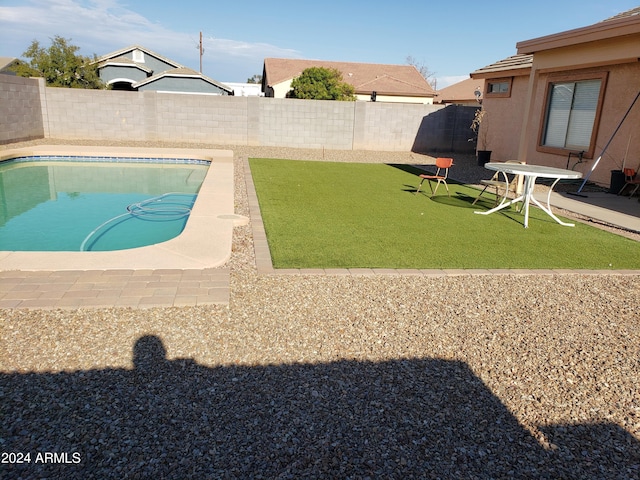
[618,168,640,198]
[415,157,454,197]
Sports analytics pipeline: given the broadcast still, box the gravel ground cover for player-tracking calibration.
[1,139,639,479]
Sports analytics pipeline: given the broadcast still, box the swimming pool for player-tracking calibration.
[0,158,209,252]
[0,146,245,271]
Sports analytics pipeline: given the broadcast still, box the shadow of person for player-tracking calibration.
[132,334,170,382]
[3,335,639,479]
[133,335,167,370]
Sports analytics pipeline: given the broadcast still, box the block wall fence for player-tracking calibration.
[1,76,477,153]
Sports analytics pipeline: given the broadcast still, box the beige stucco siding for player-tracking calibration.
[269,80,433,103]
[521,61,640,186]
[480,75,530,162]
[270,80,294,98]
[529,35,640,72]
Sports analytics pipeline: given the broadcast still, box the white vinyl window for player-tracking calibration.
[542,79,602,150]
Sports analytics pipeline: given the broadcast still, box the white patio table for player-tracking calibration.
[474,162,582,228]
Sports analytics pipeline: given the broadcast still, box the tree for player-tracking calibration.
[247,74,262,84]
[287,67,355,101]
[406,55,436,89]
[12,36,103,89]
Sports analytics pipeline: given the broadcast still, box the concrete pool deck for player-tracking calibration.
[0,145,246,271]
[0,146,244,309]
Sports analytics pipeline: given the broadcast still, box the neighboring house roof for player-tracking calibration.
[470,54,533,79]
[0,57,20,75]
[263,58,436,97]
[95,45,183,69]
[602,6,640,21]
[516,6,640,53]
[0,57,17,69]
[95,45,231,94]
[133,67,233,93]
[97,55,153,75]
[435,78,485,104]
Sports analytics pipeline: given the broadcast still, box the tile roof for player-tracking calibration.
[470,54,533,78]
[263,58,436,97]
[517,6,640,54]
[435,78,485,104]
[601,6,640,22]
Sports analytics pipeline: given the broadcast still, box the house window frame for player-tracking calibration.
[537,71,608,159]
[485,77,512,98]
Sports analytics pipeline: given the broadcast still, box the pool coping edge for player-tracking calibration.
[0,145,242,272]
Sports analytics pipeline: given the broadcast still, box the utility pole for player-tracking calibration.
[199,31,204,73]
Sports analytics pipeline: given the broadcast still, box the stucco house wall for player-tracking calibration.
[99,65,149,84]
[521,61,639,185]
[471,8,640,187]
[268,79,293,99]
[514,10,640,186]
[479,74,530,162]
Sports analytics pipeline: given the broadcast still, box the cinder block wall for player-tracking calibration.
[1,75,477,152]
[155,94,249,144]
[353,102,442,151]
[45,88,147,140]
[411,105,479,153]
[0,76,44,144]
[254,97,355,149]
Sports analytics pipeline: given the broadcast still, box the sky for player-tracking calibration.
[1,0,638,88]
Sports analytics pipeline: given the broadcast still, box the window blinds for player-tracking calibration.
[543,79,601,149]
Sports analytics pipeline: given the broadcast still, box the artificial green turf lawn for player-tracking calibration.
[249,158,640,270]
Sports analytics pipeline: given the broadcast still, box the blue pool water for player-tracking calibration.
[0,157,209,251]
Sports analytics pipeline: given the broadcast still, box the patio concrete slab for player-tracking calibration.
[533,190,640,232]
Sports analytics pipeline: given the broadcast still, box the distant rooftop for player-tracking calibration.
[263,58,436,97]
[435,78,484,104]
[601,6,640,22]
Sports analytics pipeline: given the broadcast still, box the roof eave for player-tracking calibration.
[517,14,640,54]
[98,61,153,74]
[96,45,184,69]
[470,67,532,79]
[134,73,233,93]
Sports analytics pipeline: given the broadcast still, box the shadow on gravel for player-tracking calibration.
[3,335,639,479]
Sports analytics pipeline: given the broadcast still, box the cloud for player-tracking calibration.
[0,0,299,79]
[204,37,300,60]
